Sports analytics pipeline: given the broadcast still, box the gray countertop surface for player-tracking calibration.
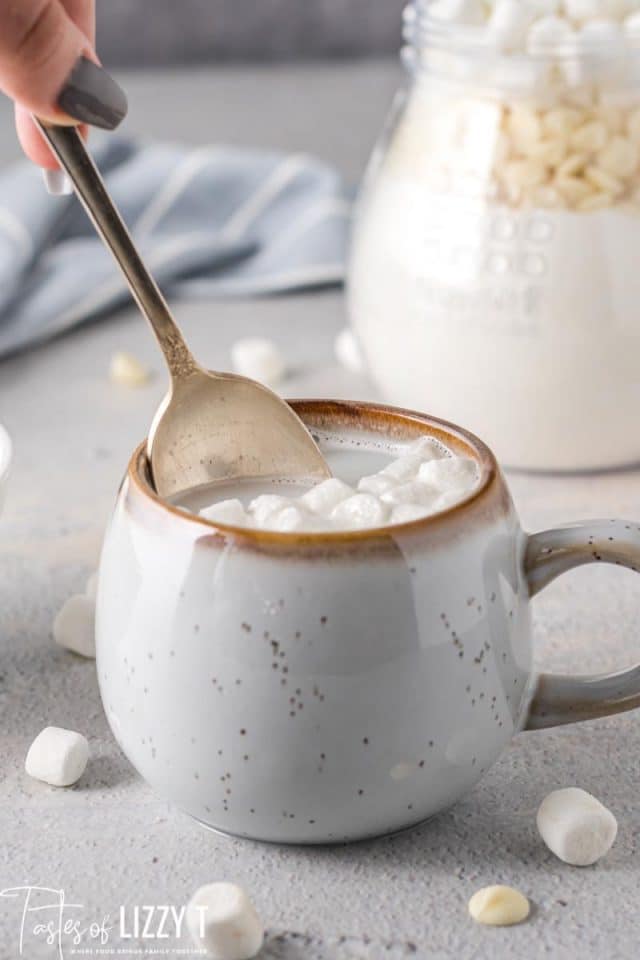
[1,61,639,960]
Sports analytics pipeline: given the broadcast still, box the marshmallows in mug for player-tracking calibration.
[198,436,480,532]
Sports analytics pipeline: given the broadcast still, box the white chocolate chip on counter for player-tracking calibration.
[25,727,89,787]
[53,594,96,658]
[109,351,152,387]
[186,882,263,960]
[536,787,618,865]
[230,337,286,388]
[468,885,530,926]
[334,327,365,373]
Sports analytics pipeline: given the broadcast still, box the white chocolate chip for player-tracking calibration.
[536,787,618,865]
[53,594,96,658]
[230,338,286,387]
[506,107,542,150]
[468,885,530,926]
[555,174,593,203]
[186,882,263,960]
[570,120,609,152]
[557,151,589,177]
[503,158,548,188]
[576,190,615,210]
[25,727,89,787]
[109,351,151,387]
[584,164,625,195]
[597,134,639,177]
[542,107,583,139]
[334,328,365,374]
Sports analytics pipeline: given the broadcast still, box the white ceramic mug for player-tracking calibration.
[96,401,640,844]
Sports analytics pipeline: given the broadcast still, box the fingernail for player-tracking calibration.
[57,56,127,130]
[42,169,73,196]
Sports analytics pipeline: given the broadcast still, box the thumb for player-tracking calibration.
[0,0,126,164]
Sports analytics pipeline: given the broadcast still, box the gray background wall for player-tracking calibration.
[96,1,406,66]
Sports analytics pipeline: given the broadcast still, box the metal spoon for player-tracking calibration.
[35,120,330,498]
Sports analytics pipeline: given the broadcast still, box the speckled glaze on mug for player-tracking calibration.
[96,401,640,844]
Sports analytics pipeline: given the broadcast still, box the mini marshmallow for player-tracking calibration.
[418,457,478,492]
[429,0,485,25]
[186,882,263,960]
[200,499,249,527]
[488,0,535,52]
[568,0,629,22]
[25,727,89,787]
[53,594,96,658]
[300,477,354,513]
[249,494,291,527]
[358,473,398,496]
[468,885,530,926]
[330,493,389,529]
[391,503,433,524]
[230,338,286,387]
[381,480,439,507]
[526,15,574,54]
[334,328,365,374]
[380,454,424,482]
[406,435,444,459]
[267,504,317,532]
[109,351,151,387]
[536,787,618,865]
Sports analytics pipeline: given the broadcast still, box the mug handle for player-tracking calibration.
[524,518,640,730]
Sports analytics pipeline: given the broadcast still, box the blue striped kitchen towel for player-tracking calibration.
[0,137,351,359]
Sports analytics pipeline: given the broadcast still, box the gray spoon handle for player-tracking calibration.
[34,120,195,380]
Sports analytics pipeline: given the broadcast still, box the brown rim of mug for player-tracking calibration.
[128,399,499,545]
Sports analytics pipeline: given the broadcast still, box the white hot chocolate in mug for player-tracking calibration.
[96,401,640,843]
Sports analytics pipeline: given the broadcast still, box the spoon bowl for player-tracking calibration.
[36,120,330,497]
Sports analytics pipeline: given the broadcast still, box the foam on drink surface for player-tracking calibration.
[176,434,481,532]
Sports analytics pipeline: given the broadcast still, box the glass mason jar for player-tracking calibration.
[348,3,640,471]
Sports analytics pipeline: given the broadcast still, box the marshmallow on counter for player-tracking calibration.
[468,885,530,926]
[25,727,89,787]
[186,882,263,960]
[53,594,96,658]
[230,337,286,388]
[536,787,618,865]
[334,327,365,374]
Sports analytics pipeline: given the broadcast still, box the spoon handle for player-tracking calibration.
[34,120,196,381]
